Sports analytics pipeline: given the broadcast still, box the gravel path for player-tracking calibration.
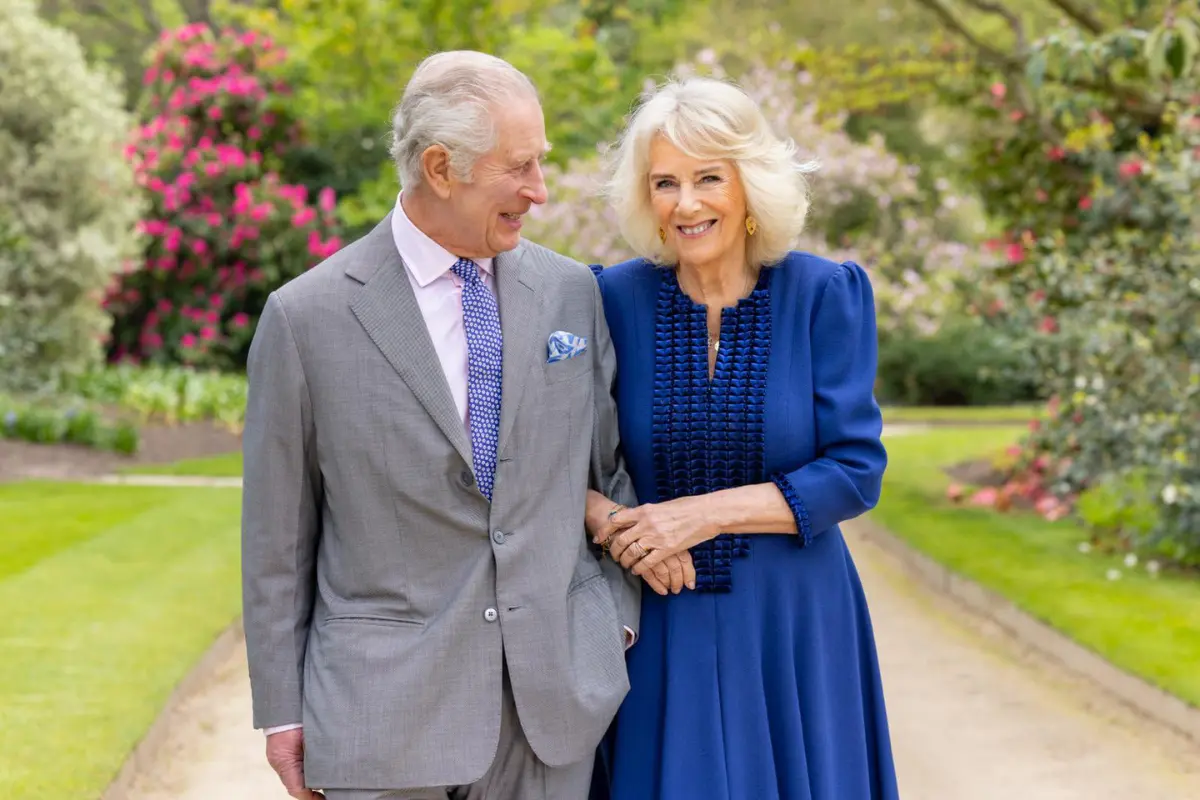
[118,519,1200,800]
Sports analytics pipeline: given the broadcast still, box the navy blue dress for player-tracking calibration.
[591,253,899,800]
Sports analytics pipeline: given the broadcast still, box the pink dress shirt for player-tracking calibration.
[392,193,493,431]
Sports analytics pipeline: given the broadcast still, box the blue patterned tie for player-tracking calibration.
[451,257,503,501]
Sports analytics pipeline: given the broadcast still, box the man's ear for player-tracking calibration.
[421,144,453,199]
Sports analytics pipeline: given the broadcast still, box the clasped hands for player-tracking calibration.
[585,489,720,595]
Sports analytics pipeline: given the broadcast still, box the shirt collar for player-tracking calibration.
[390,192,494,288]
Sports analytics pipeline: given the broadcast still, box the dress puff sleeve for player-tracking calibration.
[770,262,888,546]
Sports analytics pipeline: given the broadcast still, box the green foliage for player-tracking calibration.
[225,0,707,236]
[0,1,144,394]
[876,315,1042,407]
[0,394,139,454]
[941,5,1200,562]
[61,364,248,431]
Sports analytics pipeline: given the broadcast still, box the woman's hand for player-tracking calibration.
[586,490,696,594]
[608,496,721,577]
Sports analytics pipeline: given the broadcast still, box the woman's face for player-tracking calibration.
[647,136,749,270]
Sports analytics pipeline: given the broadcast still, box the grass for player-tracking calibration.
[874,427,1200,708]
[0,481,243,798]
[881,403,1043,424]
[123,450,243,477]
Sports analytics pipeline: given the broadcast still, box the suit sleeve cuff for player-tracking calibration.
[263,723,303,736]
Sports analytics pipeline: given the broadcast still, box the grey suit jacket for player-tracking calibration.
[240,215,640,789]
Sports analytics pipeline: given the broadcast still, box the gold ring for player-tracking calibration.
[629,541,648,561]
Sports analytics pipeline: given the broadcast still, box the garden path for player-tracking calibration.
[117,510,1200,800]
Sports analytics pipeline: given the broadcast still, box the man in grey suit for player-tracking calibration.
[241,51,686,800]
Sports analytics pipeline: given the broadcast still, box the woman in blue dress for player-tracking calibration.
[583,76,900,800]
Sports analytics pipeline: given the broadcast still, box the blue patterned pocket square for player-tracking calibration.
[547,330,588,363]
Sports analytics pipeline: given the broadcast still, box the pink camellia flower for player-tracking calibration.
[1005,243,1024,263]
[200,326,217,341]
[250,204,270,222]
[232,312,250,328]
[318,186,336,213]
[292,207,316,228]
[205,162,221,178]
[210,294,224,308]
[247,126,262,140]
[970,487,998,507]
[192,239,208,255]
[208,105,223,120]
[181,333,197,349]
[208,213,222,226]
[1118,159,1143,178]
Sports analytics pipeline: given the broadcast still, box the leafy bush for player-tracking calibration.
[106,24,341,370]
[876,315,1041,407]
[0,394,139,454]
[948,11,1200,563]
[62,364,248,432]
[0,0,143,393]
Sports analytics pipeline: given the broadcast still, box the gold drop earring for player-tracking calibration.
[658,227,667,243]
[745,217,758,236]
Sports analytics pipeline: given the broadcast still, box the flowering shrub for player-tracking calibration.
[525,51,985,339]
[106,23,341,370]
[0,0,143,392]
[946,15,1200,564]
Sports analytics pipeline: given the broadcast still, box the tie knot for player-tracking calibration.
[451,257,480,286]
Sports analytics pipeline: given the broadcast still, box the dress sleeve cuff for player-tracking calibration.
[770,473,814,547]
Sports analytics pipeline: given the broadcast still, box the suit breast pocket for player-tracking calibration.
[542,351,591,384]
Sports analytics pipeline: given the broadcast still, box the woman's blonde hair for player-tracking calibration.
[605,76,815,268]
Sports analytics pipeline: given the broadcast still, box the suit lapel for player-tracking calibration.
[348,216,473,468]
[495,245,539,458]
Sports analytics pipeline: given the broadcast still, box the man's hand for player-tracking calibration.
[266,728,323,799]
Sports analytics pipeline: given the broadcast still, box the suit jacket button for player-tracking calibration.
[460,470,475,488]
[491,529,506,545]
[483,608,498,623]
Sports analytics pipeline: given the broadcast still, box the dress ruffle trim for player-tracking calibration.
[651,267,772,592]
[770,472,813,548]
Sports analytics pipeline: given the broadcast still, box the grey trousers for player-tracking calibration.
[321,674,594,800]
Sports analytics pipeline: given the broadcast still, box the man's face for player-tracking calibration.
[445,96,550,259]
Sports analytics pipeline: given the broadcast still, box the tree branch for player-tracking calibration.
[1043,0,1106,35]
[960,0,1027,53]
[134,0,163,34]
[76,0,145,39]
[907,0,1023,69]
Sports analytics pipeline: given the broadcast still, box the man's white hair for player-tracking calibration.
[390,51,538,189]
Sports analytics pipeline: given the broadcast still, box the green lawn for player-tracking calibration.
[874,427,1200,707]
[122,450,243,477]
[882,403,1043,425]
[0,481,243,798]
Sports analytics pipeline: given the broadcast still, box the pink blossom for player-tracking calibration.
[200,326,217,341]
[1039,316,1058,334]
[292,208,316,227]
[250,204,270,222]
[318,187,336,213]
[191,239,208,255]
[232,312,250,328]
[1118,159,1144,178]
[970,488,998,507]
[1005,243,1024,263]
[1047,145,1065,161]
[207,105,223,120]
[181,333,197,349]
[990,83,1006,99]
[205,163,221,178]
[208,213,222,226]
[210,294,224,308]
[247,126,262,140]
[144,68,158,86]
[164,228,183,252]
[1078,196,1092,210]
